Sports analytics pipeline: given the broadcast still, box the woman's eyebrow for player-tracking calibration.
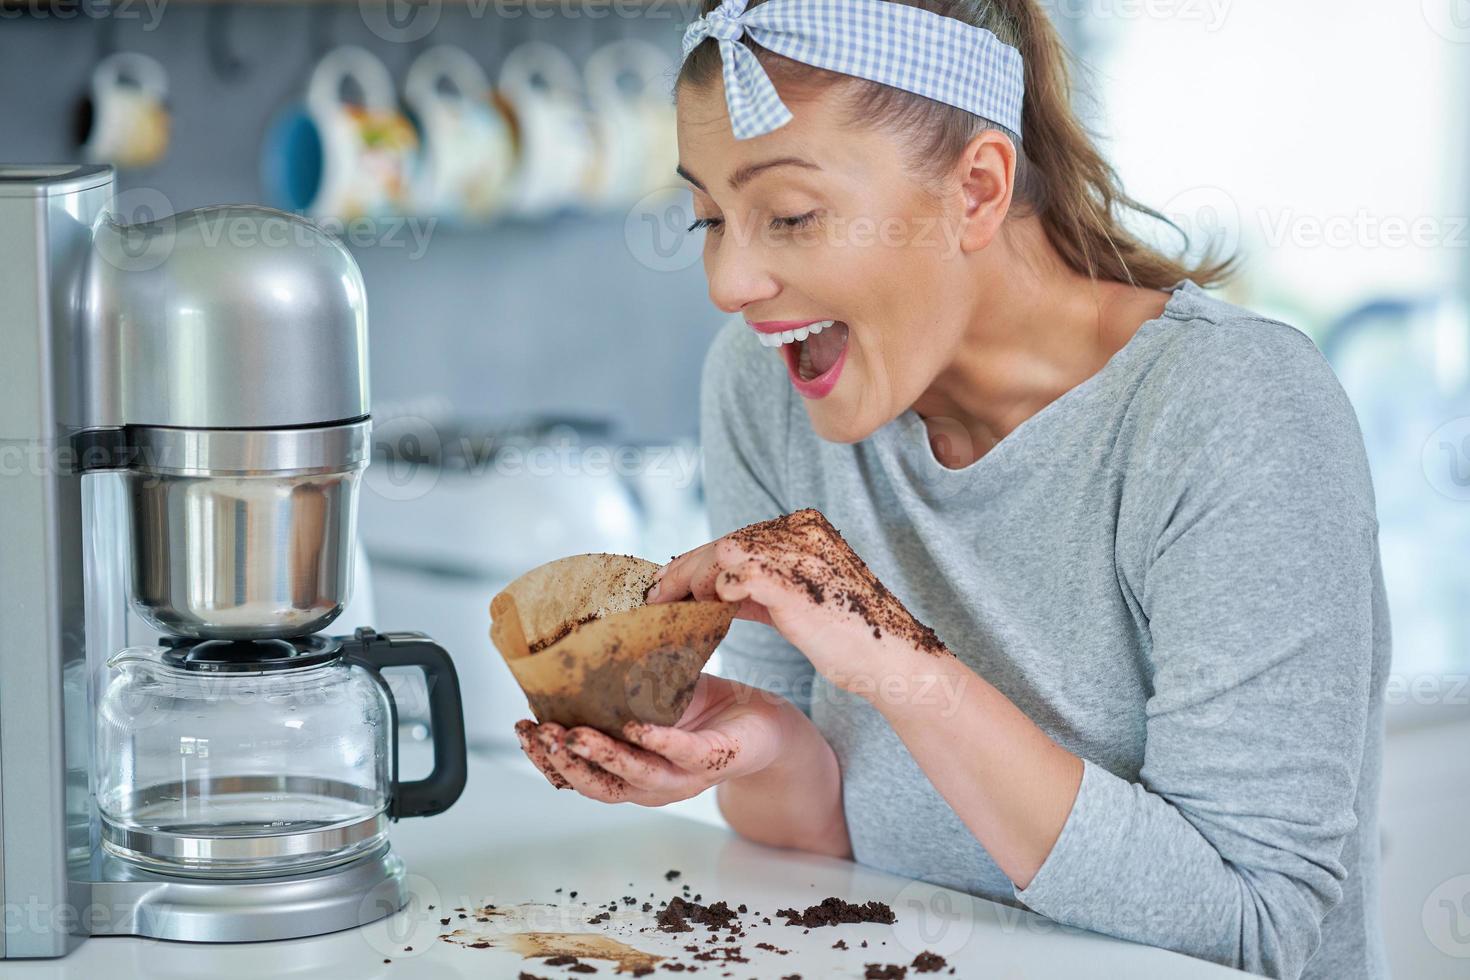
[676,157,822,193]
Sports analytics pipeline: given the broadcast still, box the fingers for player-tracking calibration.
[649,538,753,604]
[563,727,688,794]
[534,723,636,804]
[515,719,571,790]
[647,540,716,603]
[624,720,738,775]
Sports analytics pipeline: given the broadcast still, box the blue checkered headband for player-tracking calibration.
[682,0,1025,141]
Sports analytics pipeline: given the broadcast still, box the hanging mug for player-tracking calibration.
[78,52,171,169]
[404,45,516,223]
[261,46,418,220]
[496,42,597,219]
[584,39,679,209]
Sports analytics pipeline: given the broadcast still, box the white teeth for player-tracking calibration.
[754,320,836,348]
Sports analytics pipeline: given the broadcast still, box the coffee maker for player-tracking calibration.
[0,165,467,958]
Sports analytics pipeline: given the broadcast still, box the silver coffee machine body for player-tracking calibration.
[0,165,463,958]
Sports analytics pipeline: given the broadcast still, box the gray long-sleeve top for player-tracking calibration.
[701,281,1390,979]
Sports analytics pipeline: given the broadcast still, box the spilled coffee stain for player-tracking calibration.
[509,932,664,973]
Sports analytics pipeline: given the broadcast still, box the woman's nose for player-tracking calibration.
[705,239,779,315]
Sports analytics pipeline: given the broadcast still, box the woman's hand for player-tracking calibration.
[514,673,785,805]
[514,672,852,856]
[648,509,952,697]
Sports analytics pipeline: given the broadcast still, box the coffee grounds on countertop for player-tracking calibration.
[544,954,579,966]
[528,612,603,654]
[656,896,740,934]
[865,966,906,979]
[775,897,896,928]
[911,951,947,973]
[519,974,547,980]
[726,510,947,655]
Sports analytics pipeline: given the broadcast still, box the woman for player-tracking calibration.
[516,2,1389,978]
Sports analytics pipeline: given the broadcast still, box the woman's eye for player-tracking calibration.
[770,211,818,231]
[688,216,724,233]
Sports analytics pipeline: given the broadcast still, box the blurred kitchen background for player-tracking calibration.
[1,1,1466,975]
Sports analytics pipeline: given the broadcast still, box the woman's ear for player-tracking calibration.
[955,130,1017,254]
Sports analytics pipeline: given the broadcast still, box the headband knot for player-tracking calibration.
[682,0,1025,142]
[700,2,747,43]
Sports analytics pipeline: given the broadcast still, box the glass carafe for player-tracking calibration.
[95,629,466,878]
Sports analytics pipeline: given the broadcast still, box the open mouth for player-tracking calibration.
[753,320,850,399]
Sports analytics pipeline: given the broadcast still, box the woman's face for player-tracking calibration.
[677,77,983,444]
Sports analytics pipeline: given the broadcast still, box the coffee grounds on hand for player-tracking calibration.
[911,951,948,973]
[775,897,896,928]
[726,510,947,655]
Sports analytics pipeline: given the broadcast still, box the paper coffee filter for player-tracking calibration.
[490,554,736,737]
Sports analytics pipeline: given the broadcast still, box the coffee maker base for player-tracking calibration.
[85,843,407,943]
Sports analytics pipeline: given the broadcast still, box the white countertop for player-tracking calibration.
[7,752,1243,979]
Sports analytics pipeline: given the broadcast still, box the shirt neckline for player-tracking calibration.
[874,280,1198,482]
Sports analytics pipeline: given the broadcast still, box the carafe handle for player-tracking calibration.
[342,628,468,820]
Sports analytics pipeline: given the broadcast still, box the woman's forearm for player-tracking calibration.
[715,699,851,858]
[872,648,1082,888]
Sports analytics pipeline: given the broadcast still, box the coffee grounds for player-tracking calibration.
[832,940,848,950]
[656,897,739,934]
[774,898,896,928]
[692,946,748,964]
[726,510,947,655]
[519,974,547,980]
[569,965,597,974]
[911,952,947,973]
[528,612,603,655]
[865,966,906,979]
[544,955,578,966]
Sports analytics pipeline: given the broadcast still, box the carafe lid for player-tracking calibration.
[160,636,343,673]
